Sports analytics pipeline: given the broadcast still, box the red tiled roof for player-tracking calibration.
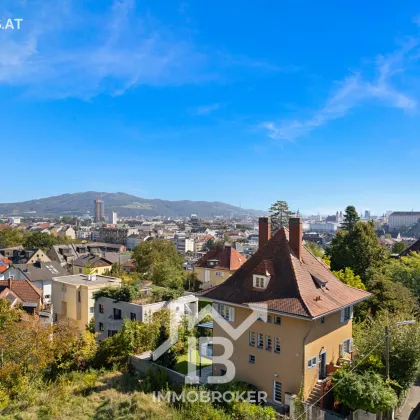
[0,287,23,306]
[0,279,43,304]
[0,256,11,273]
[195,246,247,271]
[200,228,371,319]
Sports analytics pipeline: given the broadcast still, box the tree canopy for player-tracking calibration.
[333,267,366,290]
[391,241,407,255]
[132,240,185,289]
[22,231,57,250]
[269,200,293,233]
[304,241,324,258]
[332,369,397,413]
[327,221,387,280]
[354,312,420,392]
[369,252,420,300]
[0,227,25,248]
[341,205,360,231]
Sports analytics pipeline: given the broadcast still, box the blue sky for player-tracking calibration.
[1,0,420,215]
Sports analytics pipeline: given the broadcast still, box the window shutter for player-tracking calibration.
[339,343,344,357]
[349,338,354,353]
[349,306,354,319]
[229,307,235,322]
[340,309,345,323]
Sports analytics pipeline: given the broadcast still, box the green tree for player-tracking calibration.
[132,240,185,289]
[354,312,420,392]
[304,241,324,258]
[341,205,360,231]
[23,232,57,250]
[269,200,293,233]
[154,324,178,369]
[391,242,407,254]
[201,238,215,252]
[371,253,420,299]
[327,221,387,280]
[333,267,366,290]
[0,227,24,248]
[361,276,419,318]
[332,369,398,413]
[184,271,200,292]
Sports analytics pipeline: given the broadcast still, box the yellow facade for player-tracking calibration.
[51,277,121,330]
[212,305,352,403]
[195,267,235,290]
[72,264,112,275]
[27,249,51,264]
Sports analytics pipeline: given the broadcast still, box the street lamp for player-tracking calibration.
[385,320,415,379]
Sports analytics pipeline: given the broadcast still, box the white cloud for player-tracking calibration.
[0,0,211,99]
[0,0,283,99]
[262,36,419,142]
[194,103,220,115]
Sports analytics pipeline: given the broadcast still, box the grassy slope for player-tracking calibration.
[1,371,176,420]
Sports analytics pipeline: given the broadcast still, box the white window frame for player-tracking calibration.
[274,337,281,353]
[215,271,224,278]
[307,356,317,369]
[274,316,281,325]
[217,303,235,322]
[340,306,353,323]
[273,381,282,403]
[343,338,353,354]
[257,333,264,348]
[249,354,256,364]
[253,274,270,289]
[266,335,272,351]
[249,331,256,347]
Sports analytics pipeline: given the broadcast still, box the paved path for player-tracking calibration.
[397,380,420,420]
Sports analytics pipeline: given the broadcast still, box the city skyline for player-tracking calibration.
[2,0,420,214]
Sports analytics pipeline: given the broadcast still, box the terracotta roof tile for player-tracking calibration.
[195,246,247,271]
[201,228,371,318]
[0,279,43,304]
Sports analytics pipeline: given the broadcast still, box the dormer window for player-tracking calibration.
[253,275,269,289]
[207,259,219,268]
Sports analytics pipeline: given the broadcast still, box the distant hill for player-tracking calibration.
[0,192,266,218]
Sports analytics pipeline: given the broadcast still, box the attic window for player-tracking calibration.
[207,259,219,268]
[253,275,270,289]
[312,275,328,289]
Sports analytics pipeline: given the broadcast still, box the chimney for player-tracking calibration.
[259,217,271,249]
[289,217,303,261]
[8,276,13,289]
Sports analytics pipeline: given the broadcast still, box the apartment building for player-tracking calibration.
[388,211,420,230]
[95,292,198,341]
[51,274,121,330]
[98,227,137,245]
[172,233,195,254]
[195,245,246,290]
[200,217,370,406]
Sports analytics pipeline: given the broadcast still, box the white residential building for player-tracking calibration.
[8,217,21,225]
[94,292,198,340]
[309,221,338,233]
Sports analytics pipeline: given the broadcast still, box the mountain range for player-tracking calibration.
[0,192,266,218]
